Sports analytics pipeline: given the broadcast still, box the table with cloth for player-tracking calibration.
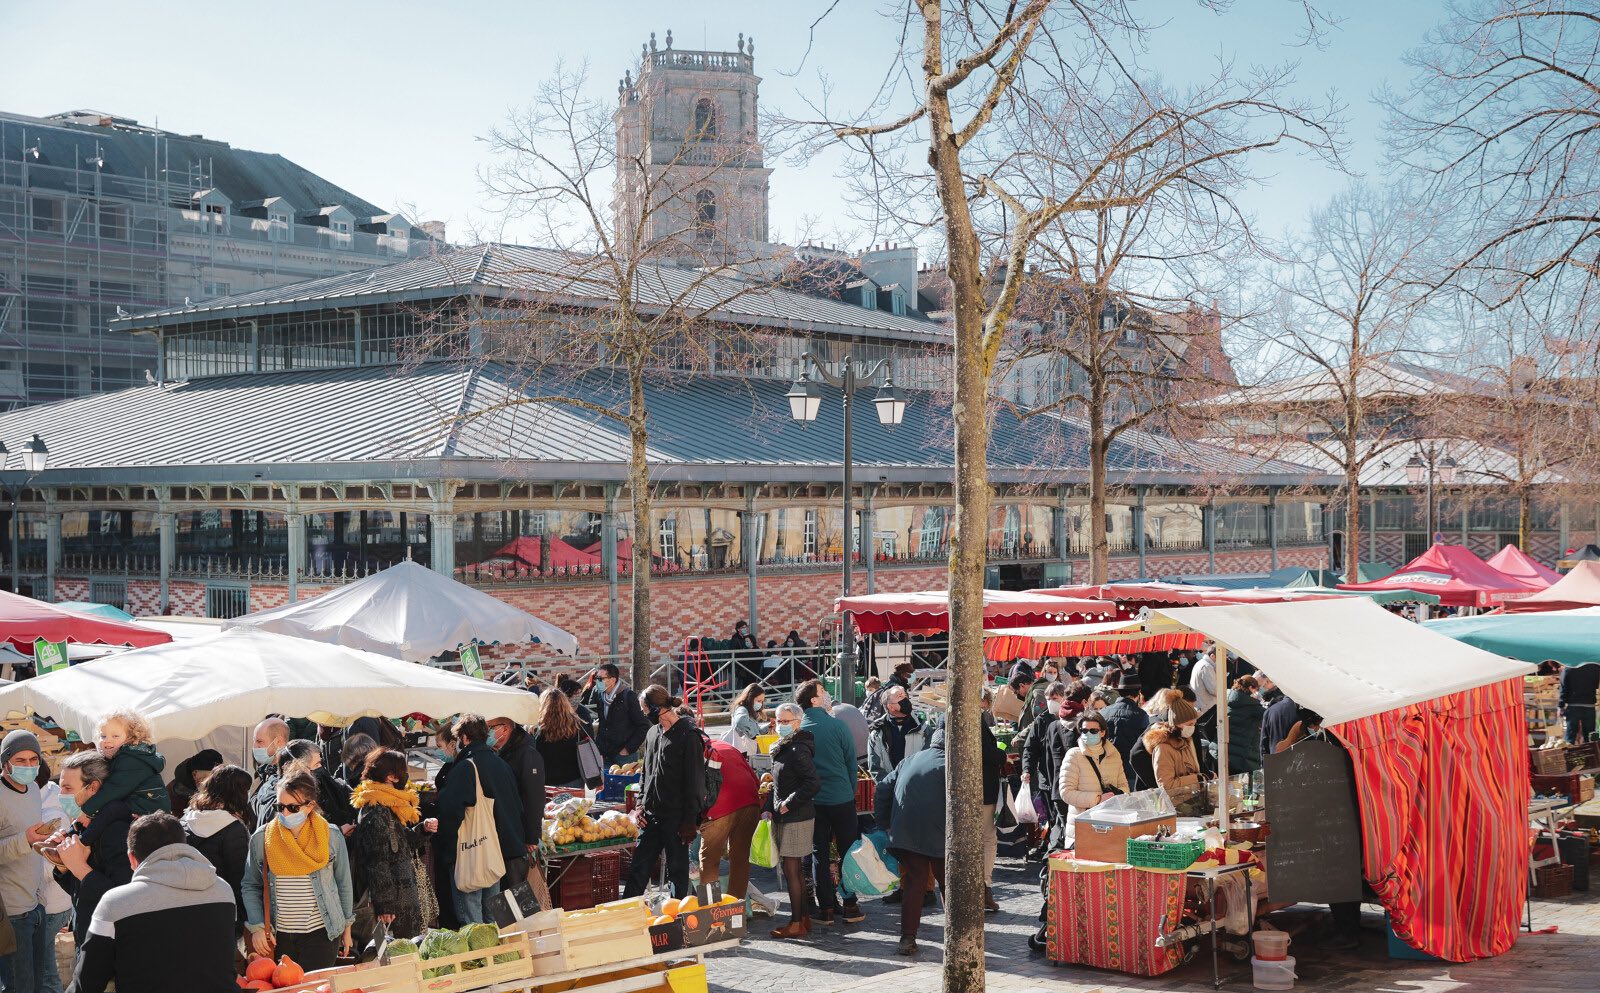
[1045,854,1186,976]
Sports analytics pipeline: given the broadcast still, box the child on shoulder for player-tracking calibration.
[80,709,170,817]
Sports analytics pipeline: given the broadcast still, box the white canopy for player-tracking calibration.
[1155,598,1535,726]
[0,627,541,744]
[222,560,577,660]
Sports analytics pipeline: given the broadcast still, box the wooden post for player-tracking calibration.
[1215,644,1231,834]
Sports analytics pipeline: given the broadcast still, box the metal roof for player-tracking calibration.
[0,362,1330,488]
[111,244,957,346]
[1201,360,1450,408]
[1213,437,1564,487]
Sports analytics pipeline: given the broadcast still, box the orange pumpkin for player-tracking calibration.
[271,955,305,987]
[244,982,274,992]
[245,958,276,983]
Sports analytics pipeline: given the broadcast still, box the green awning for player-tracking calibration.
[1295,586,1440,606]
[1278,562,1393,588]
[1426,611,1600,667]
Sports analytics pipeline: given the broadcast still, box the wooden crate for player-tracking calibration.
[413,929,535,992]
[560,897,654,971]
[1532,747,1571,775]
[501,909,570,977]
[275,960,421,993]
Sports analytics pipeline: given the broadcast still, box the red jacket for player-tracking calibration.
[705,740,759,821]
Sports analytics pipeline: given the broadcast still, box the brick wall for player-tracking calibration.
[54,577,89,601]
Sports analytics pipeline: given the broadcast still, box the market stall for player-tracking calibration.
[1337,541,1540,607]
[982,618,1206,662]
[1501,562,1600,613]
[0,588,172,651]
[835,588,1113,634]
[223,559,578,659]
[1487,545,1561,588]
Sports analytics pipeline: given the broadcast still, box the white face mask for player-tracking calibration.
[1180,725,1195,739]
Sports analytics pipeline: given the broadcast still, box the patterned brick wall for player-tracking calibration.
[54,577,89,602]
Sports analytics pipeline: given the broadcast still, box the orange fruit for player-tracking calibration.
[660,899,680,917]
[679,895,699,913]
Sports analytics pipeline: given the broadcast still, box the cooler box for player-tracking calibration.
[601,771,641,802]
[1072,788,1179,865]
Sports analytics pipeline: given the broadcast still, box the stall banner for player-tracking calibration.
[34,638,68,674]
[1332,677,1529,962]
[1046,855,1183,976]
[460,643,484,679]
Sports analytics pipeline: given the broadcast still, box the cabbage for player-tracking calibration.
[385,937,419,961]
[464,923,500,950]
[419,928,470,977]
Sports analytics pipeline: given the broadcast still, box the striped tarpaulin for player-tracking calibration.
[983,631,1206,662]
[1331,678,1529,962]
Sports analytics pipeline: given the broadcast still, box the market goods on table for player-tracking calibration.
[560,897,655,970]
[541,796,639,847]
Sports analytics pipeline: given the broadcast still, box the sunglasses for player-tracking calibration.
[275,802,311,814]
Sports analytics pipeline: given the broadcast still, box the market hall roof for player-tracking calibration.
[0,362,1329,488]
[112,243,954,346]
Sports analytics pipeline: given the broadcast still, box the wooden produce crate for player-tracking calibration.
[560,897,654,971]
[1532,771,1596,805]
[502,909,571,978]
[274,960,421,993]
[414,929,535,993]
[1532,747,1572,776]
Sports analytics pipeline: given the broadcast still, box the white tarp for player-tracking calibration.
[0,627,541,745]
[222,560,577,660]
[1154,598,1534,726]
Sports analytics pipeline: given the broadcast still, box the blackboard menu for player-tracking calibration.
[1263,738,1363,905]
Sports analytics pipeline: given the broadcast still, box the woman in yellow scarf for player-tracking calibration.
[351,749,441,937]
[242,769,355,971]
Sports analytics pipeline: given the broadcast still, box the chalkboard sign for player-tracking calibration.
[1263,738,1363,905]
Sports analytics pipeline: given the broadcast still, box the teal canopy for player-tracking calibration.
[1426,611,1600,667]
[1294,586,1440,607]
[54,601,136,622]
[1278,562,1394,588]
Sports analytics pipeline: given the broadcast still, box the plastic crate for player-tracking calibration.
[1384,914,1443,962]
[1533,862,1574,899]
[1125,837,1204,870]
[552,848,628,911]
[601,771,640,802]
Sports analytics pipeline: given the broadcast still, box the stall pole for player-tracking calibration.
[1215,644,1231,834]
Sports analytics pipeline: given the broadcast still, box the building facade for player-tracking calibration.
[0,110,433,407]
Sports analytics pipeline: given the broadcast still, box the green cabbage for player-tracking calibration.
[464,923,500,950]
[385,937,419,960]
[419,928,470,977]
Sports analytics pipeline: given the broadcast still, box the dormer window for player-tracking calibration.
[269,212,291,243]
[692,97,718,141]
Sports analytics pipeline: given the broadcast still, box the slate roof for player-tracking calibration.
[1,111,388,217]
[1214,438,1565,487]
[0,362,1329,487]
[111,244,954,345]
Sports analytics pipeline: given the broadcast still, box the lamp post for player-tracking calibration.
[1404,447,1458,543]
[0,434,49,595]
[786,353,906,707]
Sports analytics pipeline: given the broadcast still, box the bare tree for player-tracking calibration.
[803,3,1336,987]
[1387,1,1600,307]
[1219,182,1443,580]
[464,61,786,687]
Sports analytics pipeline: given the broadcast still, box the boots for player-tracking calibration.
[770,918,811,939]
[984,886,1000,914]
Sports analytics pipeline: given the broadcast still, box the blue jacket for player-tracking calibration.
[799,707,858,806]
[874,739,946,859]
[241,819,354,941]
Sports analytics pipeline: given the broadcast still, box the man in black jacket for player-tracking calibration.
[488,715,546,888]
[1101,686,1150,786]
[436,715,526,924]
[54,751,136,946]
[584,664,651,766]
[67,812,237,993]
[1560,662,1600,743]
[623,686,705,899]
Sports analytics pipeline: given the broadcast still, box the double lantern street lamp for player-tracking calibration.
[786,354,906,707]
[1405,449,1457,543]
[0,435,49,596]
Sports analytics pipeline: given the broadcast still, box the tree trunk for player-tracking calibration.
[1344,463,1361,584]
[628,367,653,690]
[1519,489,1531,551]
[1089,403,1110,583]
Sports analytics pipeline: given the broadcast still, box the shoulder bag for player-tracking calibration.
[576,729,604,786]
[454,759,507,891]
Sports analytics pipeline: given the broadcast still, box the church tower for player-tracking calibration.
[613,30,772,256]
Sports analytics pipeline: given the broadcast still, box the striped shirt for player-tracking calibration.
[271,874,325,934]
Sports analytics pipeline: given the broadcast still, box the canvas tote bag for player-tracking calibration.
[454,759,506,891]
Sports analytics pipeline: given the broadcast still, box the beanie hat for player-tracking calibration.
[1,729,42,768]
[1167,697,1199,725]
[1008,661,1037,686]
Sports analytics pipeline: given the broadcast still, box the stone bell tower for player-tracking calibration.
[612,29,772,255]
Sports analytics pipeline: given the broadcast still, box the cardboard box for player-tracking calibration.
[679,898,749,947]
[649,918,685,955]
[1073,814,1177,865]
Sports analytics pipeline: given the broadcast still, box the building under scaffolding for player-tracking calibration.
[0,109,436,408]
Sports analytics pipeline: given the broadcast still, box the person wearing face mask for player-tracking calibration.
[795,679,865,925]
[1057,713,1131,848]
[582,664,650,768]
[53,750,136,959]
[765,704,819,940]
[248,718,291,825]
[622,687,705,900]
[487,715,545,889]
[434,715,525,925]
[730,620,761,688]
[0,730,53,993]
[164,749,221,818]
[350,750,438,942]
[241,770,355,971]
[1141,697,1207,813]
[726,684,769,757]
[277,740,355,831]
[865,687,928,784]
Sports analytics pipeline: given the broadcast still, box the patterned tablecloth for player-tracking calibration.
[1045,854,1185,976]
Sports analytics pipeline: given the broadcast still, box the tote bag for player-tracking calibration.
[455,759,506,891]
[577,731,604,786]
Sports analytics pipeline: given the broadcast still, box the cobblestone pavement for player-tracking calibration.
[703,841,1600,993]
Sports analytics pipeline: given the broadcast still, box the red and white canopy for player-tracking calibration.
[835,589,1114,634]
[1338,543,1538,607]
[1485,544,1560,588]
[0,590,173,652]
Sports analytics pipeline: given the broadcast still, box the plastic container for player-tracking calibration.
[1252,930,1290,961]
[1251,954,1296,990]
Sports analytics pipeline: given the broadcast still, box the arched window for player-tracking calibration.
[692,97,717,140]
[694,190,717,239]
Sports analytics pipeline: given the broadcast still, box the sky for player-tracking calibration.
[6,0,1447,252]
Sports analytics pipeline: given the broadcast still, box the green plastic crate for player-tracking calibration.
[1125,836,1204,870]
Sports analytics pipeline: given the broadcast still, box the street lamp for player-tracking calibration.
[786,353,906,705]
[0,435,49,595]
[1404,447,1456,542]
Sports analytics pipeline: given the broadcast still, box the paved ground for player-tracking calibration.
[702,841,1600,993]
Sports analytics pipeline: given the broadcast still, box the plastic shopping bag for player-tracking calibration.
[995,781,1017,829]
[841,831,901,896]
[750,817,779,869]
[1012,781,1040,826]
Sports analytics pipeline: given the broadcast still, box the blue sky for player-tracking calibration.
[7,0,1445,250]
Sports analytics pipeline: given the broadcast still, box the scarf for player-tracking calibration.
[265,812,331,877]
[350,780,422,826]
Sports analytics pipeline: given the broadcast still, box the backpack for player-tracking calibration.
[696,732,722,817]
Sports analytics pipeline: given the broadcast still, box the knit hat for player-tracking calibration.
[1008,661,1037,686]
[1,729,42,767]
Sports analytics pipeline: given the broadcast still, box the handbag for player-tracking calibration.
[454,759,507,892]
[577,730,604,786]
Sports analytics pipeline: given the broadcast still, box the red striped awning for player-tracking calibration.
[984,630,1205,662]
[1331,678,1528,962]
